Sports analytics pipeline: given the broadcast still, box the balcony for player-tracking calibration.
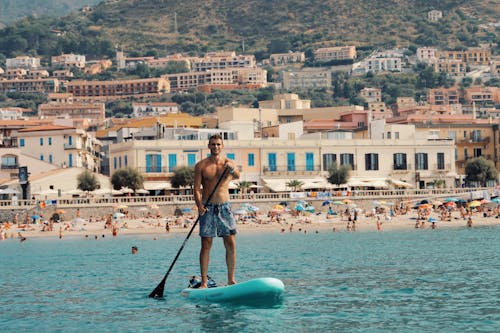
[1,163,19,170]
[457,137,490,145]
[262,165,328,177]
[391,164,412,174]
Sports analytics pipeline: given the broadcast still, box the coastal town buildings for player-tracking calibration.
[269,52,306,66]
[51,54,86,69]
[313,46,357,62]
[5,56,41,70]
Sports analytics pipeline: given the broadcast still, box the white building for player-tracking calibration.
[132,102,179,118]
[6,56,41,70]
[51,54,86,69]
[417,47,438,63]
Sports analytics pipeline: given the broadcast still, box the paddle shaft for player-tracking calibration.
[149,166,230,298]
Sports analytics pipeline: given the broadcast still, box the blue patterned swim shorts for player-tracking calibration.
[199,202,237,238]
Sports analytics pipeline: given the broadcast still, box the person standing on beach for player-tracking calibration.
[194,134,240,289]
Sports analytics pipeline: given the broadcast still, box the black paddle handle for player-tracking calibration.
[149,166,230,298]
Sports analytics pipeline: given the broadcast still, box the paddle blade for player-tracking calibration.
[149,279,166,298]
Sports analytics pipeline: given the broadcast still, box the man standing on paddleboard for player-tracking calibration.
[194,134,240,288]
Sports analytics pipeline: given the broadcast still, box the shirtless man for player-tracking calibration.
[194,134,240,288]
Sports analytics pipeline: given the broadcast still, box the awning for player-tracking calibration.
[143,181,172,190]
[347,177,389,189]
[388,179,414,188]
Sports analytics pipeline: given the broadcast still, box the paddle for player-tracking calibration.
[149,166,230,298]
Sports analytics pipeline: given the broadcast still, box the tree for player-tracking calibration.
[77,170,100,192]
[170,166,195,189]
[465,157,497,187]
[327,162,350,186]
[111,167,144,191]
[286,179,304,192]
[237,181,252,194]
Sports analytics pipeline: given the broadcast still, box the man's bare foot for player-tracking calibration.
[199,283,208,289]
[228,280,237,285]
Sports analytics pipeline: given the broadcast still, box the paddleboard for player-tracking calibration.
[181,277,284,306]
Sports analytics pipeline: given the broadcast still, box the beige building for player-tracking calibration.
[0,78,60,94]
[269,52,305,66]
[66,78,170,101]
[108,129,456,190]
[427,10,443,22]
[416,47,438,63]
[360,88,382,103]
[282,68,331,90]
[428,88,461,105]
[51,54,86,69]
[433,59,466,76]
[6,56,41,70]
[15,125,101,172]
[191,52,256,72]
[38,102,106,125]
[313,46,356,62]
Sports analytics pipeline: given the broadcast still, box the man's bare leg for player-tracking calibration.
[199,237,213,288]
[223,234,237,285]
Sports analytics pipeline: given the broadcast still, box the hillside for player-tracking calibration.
[0,0,101,26]
[0,0,499,59]
[88,0,500,54]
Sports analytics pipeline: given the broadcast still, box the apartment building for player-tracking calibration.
[191,52,256,72]
[38,102,106,124]
[491,60,500,77]
[6,56,41,70]
[463,86,500,105]
[282,69,331,90]
[132,102,179,117]
[313,46,356,62]
[353,57,402,75]
[108,129,456,190]
[433,59,466,76]
[0,78,60,94]
[51,54,86,69]
[416,47,438,63]
[0,108,25,120]
[164,67,267,92]
[428,88,461,105]
[427,10,443,22]
[66,78,170,101]
[16,125,101,172]
[269,52,306,66]
[359,88,382,103]
[438,48,491,66]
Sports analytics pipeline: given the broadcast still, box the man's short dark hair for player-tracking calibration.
[209,134,223,142]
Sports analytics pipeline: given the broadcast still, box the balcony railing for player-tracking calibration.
[64,142,82,150]
[458,137,490,145]
[262,165,326,176]
[1,163,19,170]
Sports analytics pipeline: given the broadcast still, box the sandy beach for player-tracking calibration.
[2,206,499,241]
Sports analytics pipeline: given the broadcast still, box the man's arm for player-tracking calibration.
[225,159,240,180]
[194,162,206,215]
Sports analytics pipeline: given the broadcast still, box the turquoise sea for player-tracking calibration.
[1,226,500,333]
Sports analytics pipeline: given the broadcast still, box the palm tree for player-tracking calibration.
[237,181,252,194]
[286,179,304,192]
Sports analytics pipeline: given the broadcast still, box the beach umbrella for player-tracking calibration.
[444,201,456,207]
[305,206,315,213]
[135,189,149,195]
[322,200,332,206]
[444,197,458,203]
[113,212,125,219]
[233,209,248,215]
[55,209,66,214]
[332,200,344,205]
[279,201,288,207]
[31,214,41,219]
[428,217,437,222]
[419,199,430,205]
[272,204,284,210]
[418,203,433,210]
[247,205,260,212]
[432,200,443,206]
[469,201,481,208]
[295,204,305,211]
[342,199,352,204]
[181,207,192,213]
[491,197,500,204]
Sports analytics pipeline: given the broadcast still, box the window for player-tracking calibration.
[471,130,481,142]
[114,157,117,170]
[287,153,296,171]
[48,137,52,145]
[68,153,73,167]
[464,148,468,159]
[473,148,482,158]
[393,153,407,170]
[168,154,177,172]
[119,156,122,169]
[187,153,196,167]
[340,153,354,170]
[40,138,44,146]
[68,136,73,146]
[19,138,25,147]
[248,153,255,167]
[437,153,445,170]
[124,155,128,167]
[1,155,17,169]
[146,154,162,172]
[227,153,235,160]
[387,132,391,139]
[395,132,399,139]
[306,152,314,171]
[322,154,336,171]
[365,153,379,171]
[40,154,44,161]
[268,153,277,172]
[49,155,53,164]
[415,153,428,170]
[448,131,456,140]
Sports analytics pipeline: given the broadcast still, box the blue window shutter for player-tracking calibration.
[146,154,152,172]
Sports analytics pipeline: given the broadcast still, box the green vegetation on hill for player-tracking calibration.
[0,0,101,25]
[0,0,499,61]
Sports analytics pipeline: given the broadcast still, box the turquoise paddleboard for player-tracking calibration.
[181,277,285,306]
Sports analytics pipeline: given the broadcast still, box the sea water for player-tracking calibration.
[1,226,500,333]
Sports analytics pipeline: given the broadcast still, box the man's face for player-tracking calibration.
[208,138,223,154]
